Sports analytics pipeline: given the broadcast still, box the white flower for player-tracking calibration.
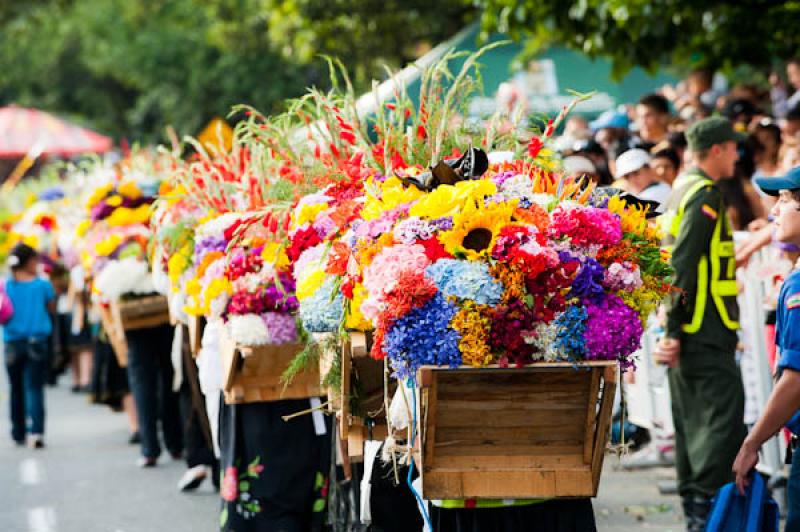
[227,314,270,346]
[94,257,155,299]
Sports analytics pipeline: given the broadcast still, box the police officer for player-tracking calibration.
[654,116,747,532]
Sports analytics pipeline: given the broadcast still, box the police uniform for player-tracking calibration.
[661,164,746,528]
[775,266,800,529]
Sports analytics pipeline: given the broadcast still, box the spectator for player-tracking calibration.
[718,140,763,230]
[553,115,591,152]
[781,105,800,144]
[3,243,56,449]
[751,120,784,213]
[562,155,599,184]
[591,109,632,163]
[651,148,681,186]
[655,117,746,532]
[770,58,800,118]
[569,139,614,186]
[723,99,759,130]
[634,93,671,149]
[614,148,671,209]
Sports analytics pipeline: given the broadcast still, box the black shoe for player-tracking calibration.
[136,456,157,468]
[690,494,711,532]
[177,465,208,492]
[71,384,81,393]
[128,431,141,445]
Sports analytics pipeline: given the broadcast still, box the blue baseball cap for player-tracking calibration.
[589,109,630,130]
[754,166,800,196]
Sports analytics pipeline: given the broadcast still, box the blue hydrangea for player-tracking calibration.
[383,293,461,379]
[425,259,504,305]
[299,277,344,333]
[553,305,588,358]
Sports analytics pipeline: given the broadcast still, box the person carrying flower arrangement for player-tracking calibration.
[733,165,800,529]
[654,116,747,532]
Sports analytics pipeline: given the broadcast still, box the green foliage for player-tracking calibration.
[473,1,800,78]
[0,0,309,142]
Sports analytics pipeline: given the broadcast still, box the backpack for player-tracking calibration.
[705,473,780,532]
[0,281,13,325]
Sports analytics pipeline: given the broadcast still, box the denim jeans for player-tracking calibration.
[787,439,800,530]
[126,325,183,459]
[4,337,50,441]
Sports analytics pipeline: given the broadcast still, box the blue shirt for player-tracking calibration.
[776,269,800,433]
[3,277,55,342]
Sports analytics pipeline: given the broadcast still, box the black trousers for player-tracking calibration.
[126,325,183,459]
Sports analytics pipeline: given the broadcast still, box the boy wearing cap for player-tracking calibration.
[655,116,747,531]
[733,166,800,528]
[614,148,672,209]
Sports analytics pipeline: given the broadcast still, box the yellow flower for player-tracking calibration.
[75,220,92,237]
[105,204,152,227]
[451,301,493,367]
[345,284,372,331]
[86,183,113,209]
[95,234,122,256]
[361,176,425,221]
[408,179,497,219]
[261,243,289,268]
[118,180,142,200]
[294,203,329,227]
[22,234,39,250]
[106,195,123,207]
[167,243,192,284]
[438,199,517,260]
[297,269,326,301]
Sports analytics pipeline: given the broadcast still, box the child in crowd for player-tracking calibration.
[733,165,800,529]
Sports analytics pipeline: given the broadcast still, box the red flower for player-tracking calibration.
[418,237,452,262]
[340,131,357,145]
[286,225,323,262]
[527,136,544,159]
[416,125,427,140]
[341,279,354,299]
[221,467,239,502]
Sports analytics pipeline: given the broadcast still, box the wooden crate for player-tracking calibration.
[110,295,171,332]
[187,315,205,358]
[220,328,321,404]
[416,361,617,499]
[98,304,129,368]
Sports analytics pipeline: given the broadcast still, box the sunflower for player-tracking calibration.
[438,199,517,260]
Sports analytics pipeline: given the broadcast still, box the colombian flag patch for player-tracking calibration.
[787,292,800,310]
[701,204,718,220]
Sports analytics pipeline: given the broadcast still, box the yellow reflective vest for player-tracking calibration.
[660,173,739,333]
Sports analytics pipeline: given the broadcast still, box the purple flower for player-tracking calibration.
[584,295,643,369]
[570,258,606,303]
[262,312,298,344]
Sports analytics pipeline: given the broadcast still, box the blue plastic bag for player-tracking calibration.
[705,473,780,531]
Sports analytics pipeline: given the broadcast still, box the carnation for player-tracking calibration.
[227,313,270,345]
[94,257,155,300]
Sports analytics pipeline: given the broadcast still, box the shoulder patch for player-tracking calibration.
[701,204,718,220]
[787,292,800,310]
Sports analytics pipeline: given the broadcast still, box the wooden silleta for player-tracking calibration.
[416,361,617,499]
[220,328,321,404]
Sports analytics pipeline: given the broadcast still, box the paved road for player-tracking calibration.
[0,374,683,532]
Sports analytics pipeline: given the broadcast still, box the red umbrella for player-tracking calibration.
[0,105,113,158]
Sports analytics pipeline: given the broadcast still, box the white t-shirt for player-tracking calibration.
[637,181,672,212]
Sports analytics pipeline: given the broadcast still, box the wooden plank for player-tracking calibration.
[350,331,368,358]
[339,336,352,438]
[591,367,617,492]
[423,371,438,467]
[583,368,602,464]
[430,449,585,469]
[422,468,595,499]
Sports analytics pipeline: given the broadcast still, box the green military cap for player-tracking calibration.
[686,116,742,152]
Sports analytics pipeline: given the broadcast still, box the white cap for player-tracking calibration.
[562,155,596,175]
[615,148,651,178]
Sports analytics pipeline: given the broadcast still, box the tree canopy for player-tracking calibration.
[473,1,800,78]
[3,0,800,142]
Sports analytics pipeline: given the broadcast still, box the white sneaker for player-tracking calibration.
[177,465,208,491]
[27,434,45,449]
